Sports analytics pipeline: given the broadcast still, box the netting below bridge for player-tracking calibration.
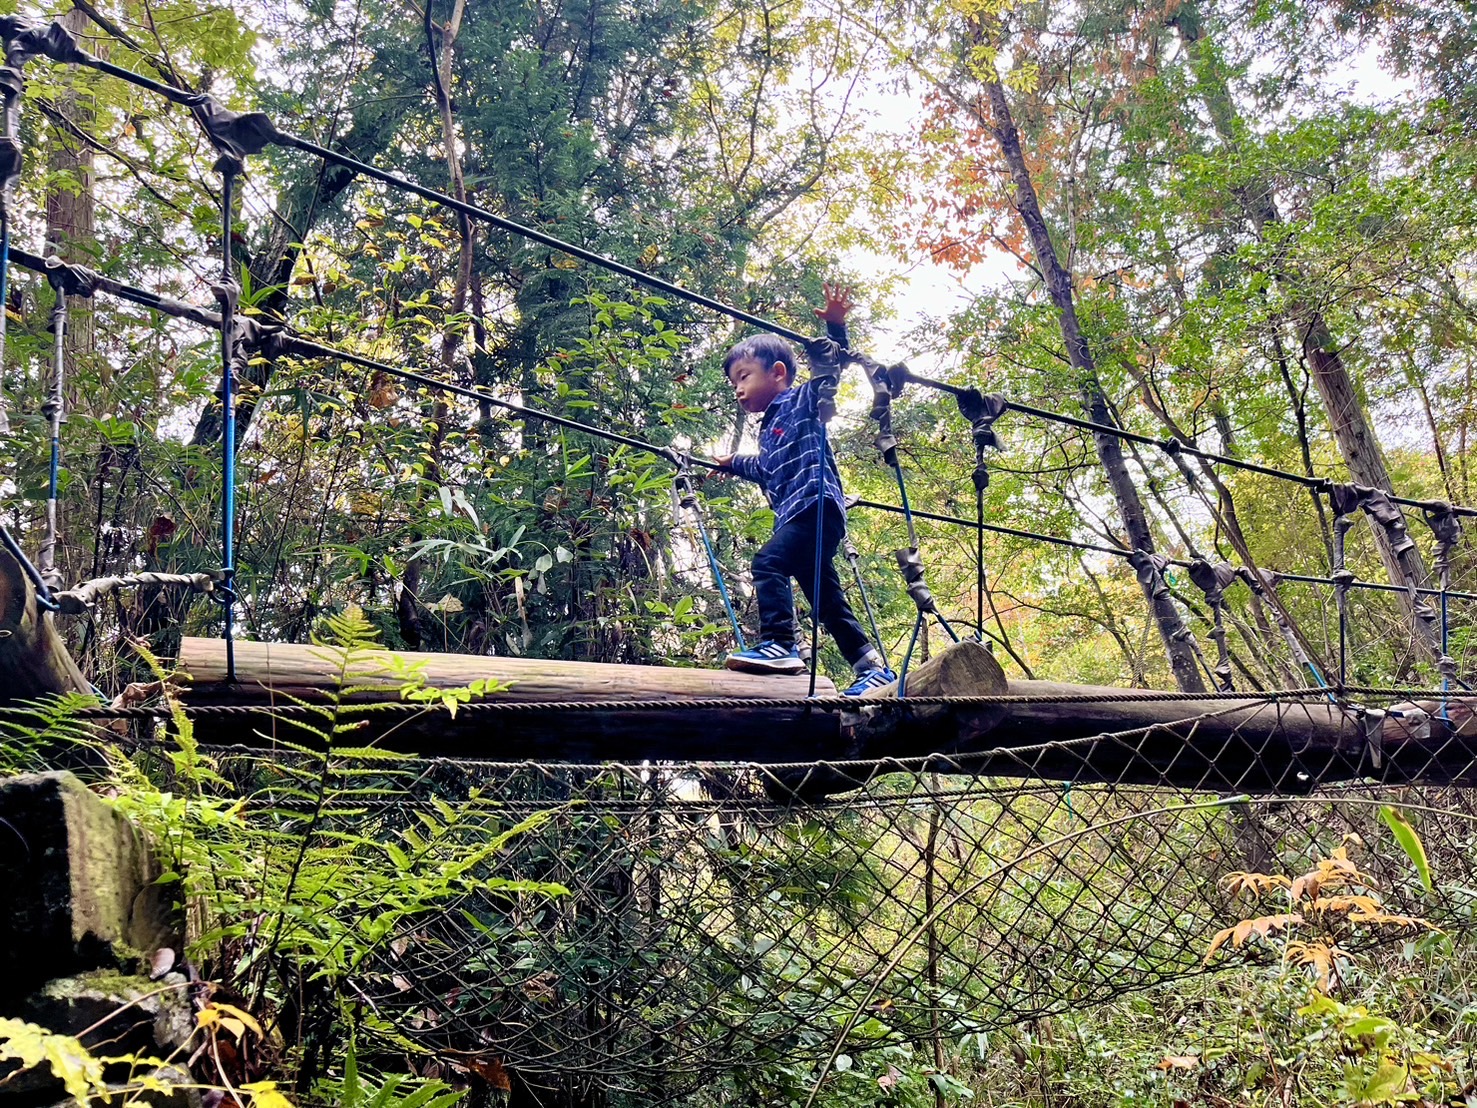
[172,708,1477,1104]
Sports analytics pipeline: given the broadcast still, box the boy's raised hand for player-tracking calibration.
[813,281,854,326]
[711,453,736,469]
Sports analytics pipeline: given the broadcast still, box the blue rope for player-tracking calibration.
[0,522,58,610]
[0,216,10,434]
[219,169,239,682]
[844,535,888,668]
[1441,587,1451,720]
[41,283,65,589]
[807,449,826,698]
[935,612,961,643]
[695,511,746,651]
[897,612,924,698]
[891,459,919,550]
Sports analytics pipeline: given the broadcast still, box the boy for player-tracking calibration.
[713,284,894,695]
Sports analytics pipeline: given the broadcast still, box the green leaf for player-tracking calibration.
[1380,805,1434,892]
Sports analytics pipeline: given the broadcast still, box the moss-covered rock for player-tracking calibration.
[0,771,177,1006]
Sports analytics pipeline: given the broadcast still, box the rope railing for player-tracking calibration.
[0,12,1470,698]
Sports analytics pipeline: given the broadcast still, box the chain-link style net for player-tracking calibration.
[163,689,1477,1104]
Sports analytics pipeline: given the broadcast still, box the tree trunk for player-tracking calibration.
[1170,7,1437,659]
[978,77,1205,692]
[45,6,96,384]
[0,549,90,698]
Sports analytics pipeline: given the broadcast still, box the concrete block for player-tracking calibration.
[0,772,175,1005]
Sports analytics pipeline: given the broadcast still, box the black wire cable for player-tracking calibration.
[999,398,1477,519]
[853,499,1477,604]
[19,35,1477,527]
[8,229,1475,615]
[267,134,814,347]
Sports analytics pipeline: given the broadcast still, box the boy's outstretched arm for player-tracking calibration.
[713,452,762,482]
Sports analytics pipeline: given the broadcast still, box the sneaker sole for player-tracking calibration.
[725,655,806,675]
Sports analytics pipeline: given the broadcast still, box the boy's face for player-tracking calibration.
[727,356,791,414]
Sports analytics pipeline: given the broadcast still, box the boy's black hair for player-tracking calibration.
[723,334,797,384]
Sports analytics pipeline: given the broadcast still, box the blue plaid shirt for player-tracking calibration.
[728,375,847,528]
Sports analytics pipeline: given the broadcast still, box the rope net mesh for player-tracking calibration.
[151,694,1477,1102]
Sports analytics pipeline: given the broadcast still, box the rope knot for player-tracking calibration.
[1127,549,1172,598]
[0,16,91,67]
[42,254,98,298]
[894,547,939,616]
[1326,481,1366,521]
[211,279,241,317]
[1423,502,1462,581]
[1359,487,1417,555]
[186,93,282,166]
[667,450,698,509]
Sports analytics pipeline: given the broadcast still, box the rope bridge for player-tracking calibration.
[0,13,1469,709]
[2,16,1477,1102]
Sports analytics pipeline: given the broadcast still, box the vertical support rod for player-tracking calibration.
[843,535,887,667]
[897,611,923,698]
[674,466,746,650]
[891,460,919,551]
[1333,515,1353,692]
[1441,588,1450,718]
[38,283,66,591]
[0,216,10,435]
[217,164,240,682]
[807,460,825,697]
[975,480,985,640]
[0,48,25,436]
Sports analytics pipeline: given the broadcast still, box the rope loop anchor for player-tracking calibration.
[802,334,843,424]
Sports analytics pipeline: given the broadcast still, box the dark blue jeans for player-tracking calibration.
[753,501,871,665]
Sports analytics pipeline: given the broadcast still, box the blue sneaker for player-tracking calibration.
[725,640,805,675]
[843,666,896,696]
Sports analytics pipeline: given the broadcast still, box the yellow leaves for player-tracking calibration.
[948,0,1018,19]
[1210,846,1439,975]
[350,490,385,517]
[1205,913,1304,962]
[1345,910,1438,932]
[1222,870,1290,899]
[242,1079,295,1108]
[0,1017,109,1104]
[1286,940,1344,992]
[198,1000,264,1042]
[1311,894,1382,916]
[1155,1054,1199,1071]
[1004,61,1040,94]
[1289,850,1373,904]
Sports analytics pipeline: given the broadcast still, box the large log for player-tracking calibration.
[0,548,90,700]
[175,637,1008,762]
[973,680,1473,792]
[174,637,1477,793]
[179,636,844,760]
